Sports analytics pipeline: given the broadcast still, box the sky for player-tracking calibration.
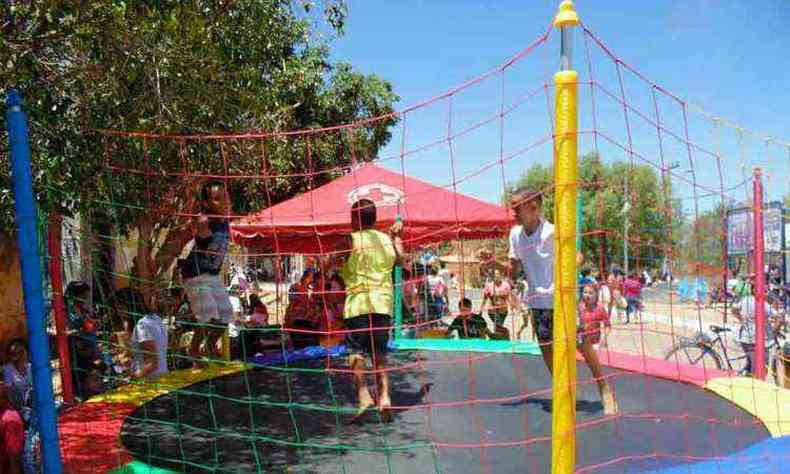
[323,0,790,211]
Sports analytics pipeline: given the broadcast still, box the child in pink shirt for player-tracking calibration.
[578,284,611,346]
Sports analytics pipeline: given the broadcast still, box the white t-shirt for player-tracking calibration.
[229,295,243,315]
[131,314,169,380]
[439,269,452,294]
[736,295,774,344]
[509,221,554,309]
[228,319,242,338]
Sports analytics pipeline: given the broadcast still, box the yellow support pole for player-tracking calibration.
[552,2,579,474]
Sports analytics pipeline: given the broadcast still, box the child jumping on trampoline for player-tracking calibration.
[334,199,404,422]
[508,188,618,415]
[179,181,234,368]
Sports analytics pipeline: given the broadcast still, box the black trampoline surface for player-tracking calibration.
[121,351,770,474]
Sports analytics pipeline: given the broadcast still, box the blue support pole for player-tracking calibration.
[6,89,63,474]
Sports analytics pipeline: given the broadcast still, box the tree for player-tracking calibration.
[1,1,399,288]
[506,152,677,273]
[675,203,727,277]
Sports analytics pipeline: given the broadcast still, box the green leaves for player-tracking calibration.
[507,152,675,270]
[1,0,396,241]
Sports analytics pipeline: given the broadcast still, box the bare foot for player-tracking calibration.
[350,392,376,424]
[601,384,619,416]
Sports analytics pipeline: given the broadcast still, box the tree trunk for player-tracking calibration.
[0,237,27,363]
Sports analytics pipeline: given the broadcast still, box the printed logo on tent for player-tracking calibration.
[347,183,405,207]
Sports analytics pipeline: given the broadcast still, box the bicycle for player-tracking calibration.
[665,324,786,379]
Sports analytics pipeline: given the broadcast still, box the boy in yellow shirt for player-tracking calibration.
[336,199,404,422]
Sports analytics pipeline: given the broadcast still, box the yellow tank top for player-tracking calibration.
[341,229,396,318]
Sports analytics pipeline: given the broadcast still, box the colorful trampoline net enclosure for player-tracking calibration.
[39,2,790,474]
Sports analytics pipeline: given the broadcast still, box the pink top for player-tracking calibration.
[484,280,512,298]
[578,303,611,344]
[622,278,642,298]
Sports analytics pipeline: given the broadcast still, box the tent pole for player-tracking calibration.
[393,215,403,340]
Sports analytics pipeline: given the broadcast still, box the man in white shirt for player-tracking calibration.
[508,187,617,414]
[508,189,555,357]
[732,284,777,375]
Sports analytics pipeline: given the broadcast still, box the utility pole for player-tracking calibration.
[624,173,629,274]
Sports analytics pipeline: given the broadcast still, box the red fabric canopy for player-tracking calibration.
[231,163,513,254]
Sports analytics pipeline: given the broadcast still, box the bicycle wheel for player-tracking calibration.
[665,342,724,370]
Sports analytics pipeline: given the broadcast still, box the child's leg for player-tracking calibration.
[516,311,529,340]
[740,343,754,375]
[373,352,391,413]
[205,326,224,360]
[350,354,375,414]
[189,326,206,367]
[578,339,618,415]
[539,344,553,375]
[529,309,554,374]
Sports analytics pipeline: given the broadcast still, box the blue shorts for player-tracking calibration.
[626,297,640,315]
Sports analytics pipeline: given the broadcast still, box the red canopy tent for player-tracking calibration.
[231,163,513,254]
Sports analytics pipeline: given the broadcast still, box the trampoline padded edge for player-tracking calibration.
[704,376,790,438]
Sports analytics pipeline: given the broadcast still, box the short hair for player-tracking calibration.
[201,180,225,201]
[351,199,377,228]
[459,298,473,309]
[509,186,543,208]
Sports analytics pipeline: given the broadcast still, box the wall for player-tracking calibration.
[0,237,26,364]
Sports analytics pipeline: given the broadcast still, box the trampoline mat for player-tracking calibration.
[121,351,770,473]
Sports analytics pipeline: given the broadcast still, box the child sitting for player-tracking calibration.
[447,298,491,339]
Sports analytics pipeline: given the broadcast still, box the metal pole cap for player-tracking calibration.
[554,0,580,28]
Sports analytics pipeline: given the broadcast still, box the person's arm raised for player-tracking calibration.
[136,216,157,312]
[390,221,405,267]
